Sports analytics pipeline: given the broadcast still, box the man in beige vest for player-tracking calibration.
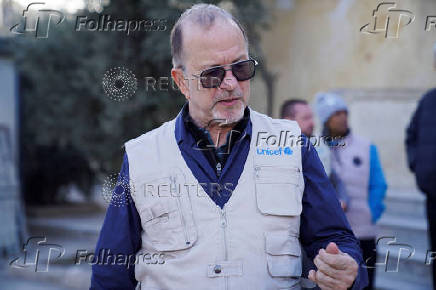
[91,4,367,290]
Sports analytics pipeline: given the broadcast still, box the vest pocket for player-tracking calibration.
[140,198,197,252]
[265,232,302,278]
[255,166,302,216]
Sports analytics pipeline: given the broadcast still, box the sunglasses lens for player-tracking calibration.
[198,59,256,88]
[232,60,255,81]
[200,68,225,88]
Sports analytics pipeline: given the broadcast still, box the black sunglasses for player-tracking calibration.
[193,58,258,88]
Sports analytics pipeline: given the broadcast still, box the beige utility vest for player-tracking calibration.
[125,109,305,290]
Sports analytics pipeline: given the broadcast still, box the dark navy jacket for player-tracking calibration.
[406,88,436,196]
[90,106,368,289]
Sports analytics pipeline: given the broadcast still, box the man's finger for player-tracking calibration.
[319,249,349,270]
[314,254,341,278]
[325,242,341,254]
[316,270,340,290]
[308,269,317,283]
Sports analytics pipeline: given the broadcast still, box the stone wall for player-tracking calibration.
[249,0,436,194]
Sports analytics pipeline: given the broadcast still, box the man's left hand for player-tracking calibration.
[308,242,358,290]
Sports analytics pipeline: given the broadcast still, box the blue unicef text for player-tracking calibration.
[256,146,293,156]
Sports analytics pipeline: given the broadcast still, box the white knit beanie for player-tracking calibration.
[314,92,348,124]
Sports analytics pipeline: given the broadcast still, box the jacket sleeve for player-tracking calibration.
[405,101,421,172]
[299,135,368,290]
[330,168,350,205]
[368,145,387,224]
[90,153,142,290]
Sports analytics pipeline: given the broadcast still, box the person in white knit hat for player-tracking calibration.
[315,92,388,290]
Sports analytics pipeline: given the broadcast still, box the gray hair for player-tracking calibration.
[280,99,308,119]
[170,3,248,70]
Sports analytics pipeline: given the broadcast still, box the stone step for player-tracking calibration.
[375,270,432,290]
[26,203,105,218]
[4,262,91,289]
[28,216,103,237]
[372,189,432,289]
[383,189,426,219]
[0,272,74,290]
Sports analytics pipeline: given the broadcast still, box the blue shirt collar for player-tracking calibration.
[175,102,252,146]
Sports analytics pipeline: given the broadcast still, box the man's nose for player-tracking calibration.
[219,68,238,90]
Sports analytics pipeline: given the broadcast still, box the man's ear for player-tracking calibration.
[171,68,190,99]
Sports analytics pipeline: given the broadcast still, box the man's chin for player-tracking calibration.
[212,102,245,124]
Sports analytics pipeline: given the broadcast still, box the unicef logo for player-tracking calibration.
[256,146,293,156]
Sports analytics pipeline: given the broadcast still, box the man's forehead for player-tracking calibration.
[293,104,313,118]
[182,18,247,68]
[294,103,311,112]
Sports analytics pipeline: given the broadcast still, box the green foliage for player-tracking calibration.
[14,0,272,202]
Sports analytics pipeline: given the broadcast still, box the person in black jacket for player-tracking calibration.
[406,88,436,289]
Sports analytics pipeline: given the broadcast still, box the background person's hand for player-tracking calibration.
[308,242,358,290]
[340,200,347,211]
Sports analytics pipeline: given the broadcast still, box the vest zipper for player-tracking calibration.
[220,208,228,290]
[216,162,222,177]
[220,209,228,259]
